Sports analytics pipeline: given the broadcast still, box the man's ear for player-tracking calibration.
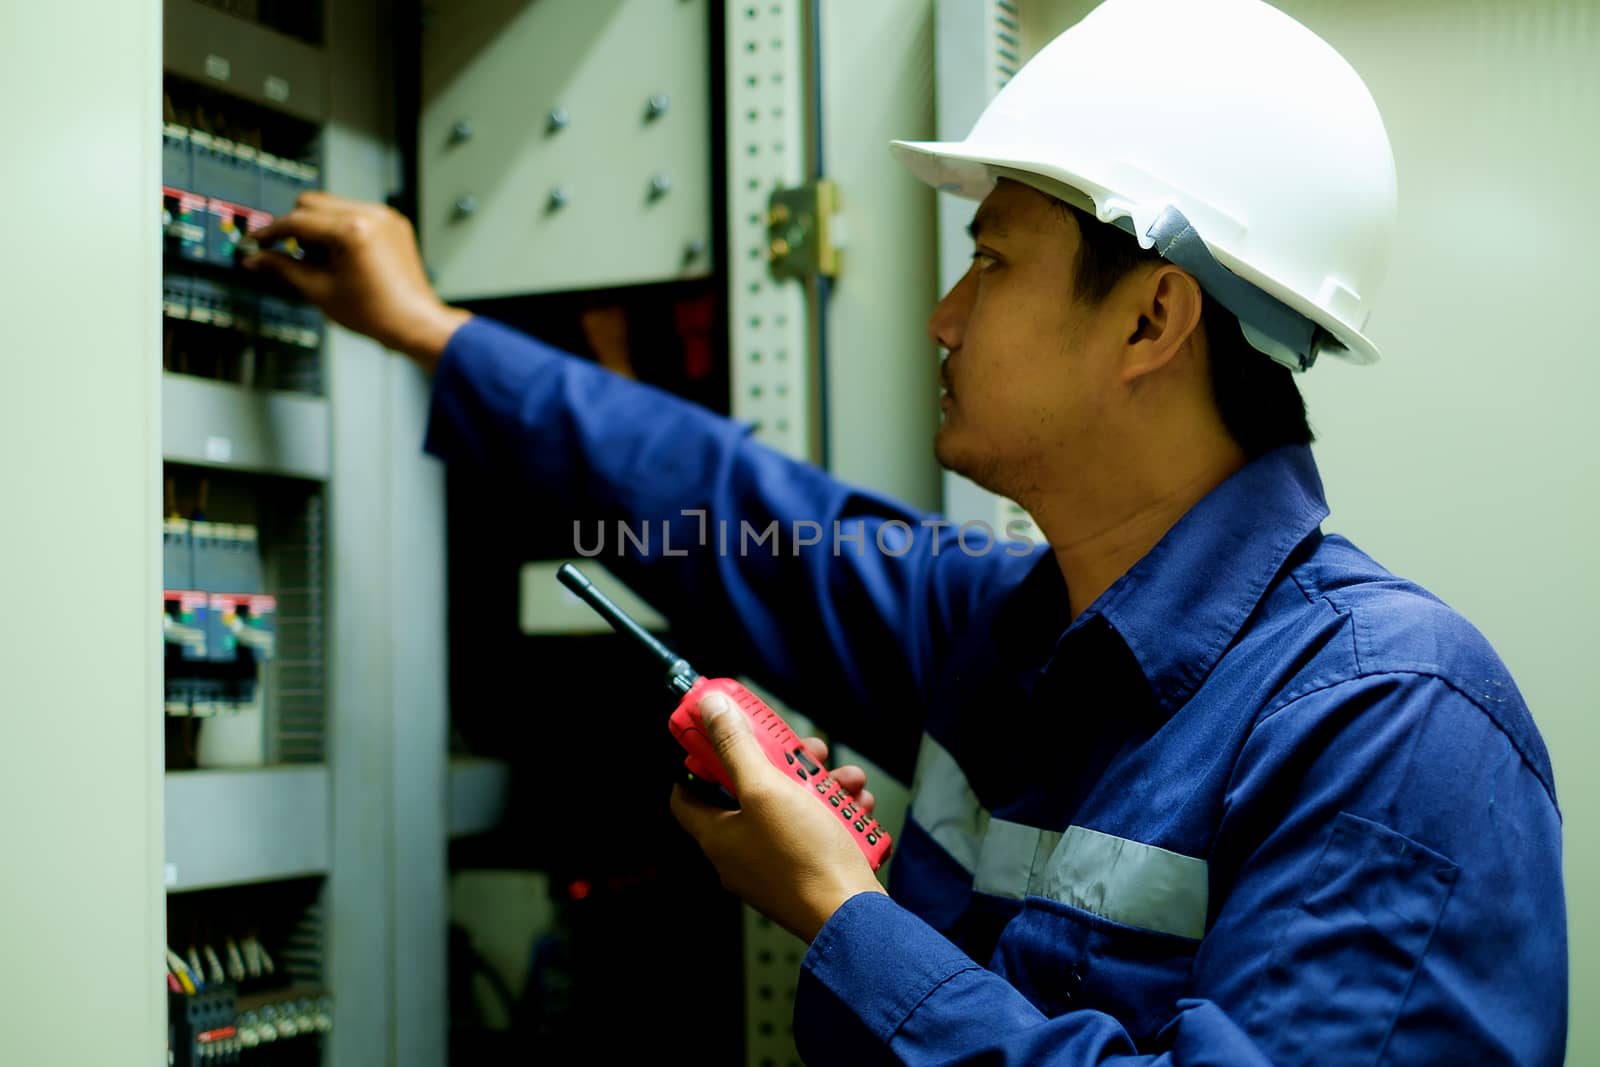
[1119,265,1205,385]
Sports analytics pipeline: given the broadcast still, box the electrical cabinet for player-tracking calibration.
[420,0,716,300]
[426,3,939,1063]
[156,4,342,1063]
[147,0,944,1062]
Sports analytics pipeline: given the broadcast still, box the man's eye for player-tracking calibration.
[971,251,999,270]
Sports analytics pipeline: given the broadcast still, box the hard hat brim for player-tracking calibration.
[890,138,1382,367]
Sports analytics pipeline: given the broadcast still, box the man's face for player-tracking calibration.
[930,180,1122,498]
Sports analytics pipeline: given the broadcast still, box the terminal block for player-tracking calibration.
[169,986,241,1066]
[236,994,333,1054]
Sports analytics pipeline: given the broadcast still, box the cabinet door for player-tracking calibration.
[1,1,165,1064]
[419,0,714,300]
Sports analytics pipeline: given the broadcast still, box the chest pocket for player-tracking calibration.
[980,821,1208,1039]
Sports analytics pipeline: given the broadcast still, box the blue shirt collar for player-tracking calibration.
[1049,444,1330,718]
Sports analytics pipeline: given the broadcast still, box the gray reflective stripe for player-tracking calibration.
[909,734,989,871]
[1039,825,1208,940]
[908,735,1209,940]
[974,820,1061,900]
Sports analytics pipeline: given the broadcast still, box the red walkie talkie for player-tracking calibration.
[557,563,892,871]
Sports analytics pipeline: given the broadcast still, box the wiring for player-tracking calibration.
[166,946,201,994]
[203,943,226,985]
[224,937,247,983]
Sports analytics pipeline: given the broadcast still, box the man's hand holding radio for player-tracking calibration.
[670,692,888,943]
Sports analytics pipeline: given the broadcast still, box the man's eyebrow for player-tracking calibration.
[967,207,1008,241]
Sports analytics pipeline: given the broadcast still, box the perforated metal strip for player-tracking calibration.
[729,7,814,1058]
[728,0,813,460]
[728,8,814,1059]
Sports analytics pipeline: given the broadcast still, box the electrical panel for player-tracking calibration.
[161,3,333,1063]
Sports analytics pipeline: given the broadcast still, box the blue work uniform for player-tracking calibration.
[425,317,1567,1066]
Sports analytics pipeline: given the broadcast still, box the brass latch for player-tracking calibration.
[766,180,841,281]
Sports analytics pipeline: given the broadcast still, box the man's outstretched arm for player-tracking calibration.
[246,196,1029,774]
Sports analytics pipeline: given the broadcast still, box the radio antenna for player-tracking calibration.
[556,563,698,695]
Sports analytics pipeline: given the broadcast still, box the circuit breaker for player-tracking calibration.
[163,123,315,272]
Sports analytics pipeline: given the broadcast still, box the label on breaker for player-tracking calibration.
[204,54,231,82]
[204,436,234,463]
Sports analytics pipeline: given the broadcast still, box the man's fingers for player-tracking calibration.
[856,788,876,816]
[701,693,768,794]
[669,782,727,841]
[705,700,867,811]
[242,250,328,302]
[829,763,865,794]
[293,189,343,210]
[249,206,349,248]
[798,741,873,810]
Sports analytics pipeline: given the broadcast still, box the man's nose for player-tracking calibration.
[927,269,975,351]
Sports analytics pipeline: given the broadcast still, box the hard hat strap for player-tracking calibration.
[1133,206,1327,372]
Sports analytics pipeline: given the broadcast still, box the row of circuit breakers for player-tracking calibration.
[163,519,276,718]
[161,121,322,348]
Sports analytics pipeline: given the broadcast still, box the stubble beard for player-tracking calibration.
[934,424,1007,500]
[935,421,1050,521]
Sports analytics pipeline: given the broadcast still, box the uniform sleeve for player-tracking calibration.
[423,316,1032,775]
[793,675,1566,1066]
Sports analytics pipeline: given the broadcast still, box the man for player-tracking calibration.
[249,1,1565,1062]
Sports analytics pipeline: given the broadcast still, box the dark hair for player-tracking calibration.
[1058,201,1313,457]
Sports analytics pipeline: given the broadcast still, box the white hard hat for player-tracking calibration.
[892,0,1397,371]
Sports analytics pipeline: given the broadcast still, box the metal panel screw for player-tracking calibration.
[683,239,707,261]
[646,93,671,120]
[649,174,673,200]
[547,107,570,133]
[453,194,478,219]
[547,187,569,212]
[449,119,474,144]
